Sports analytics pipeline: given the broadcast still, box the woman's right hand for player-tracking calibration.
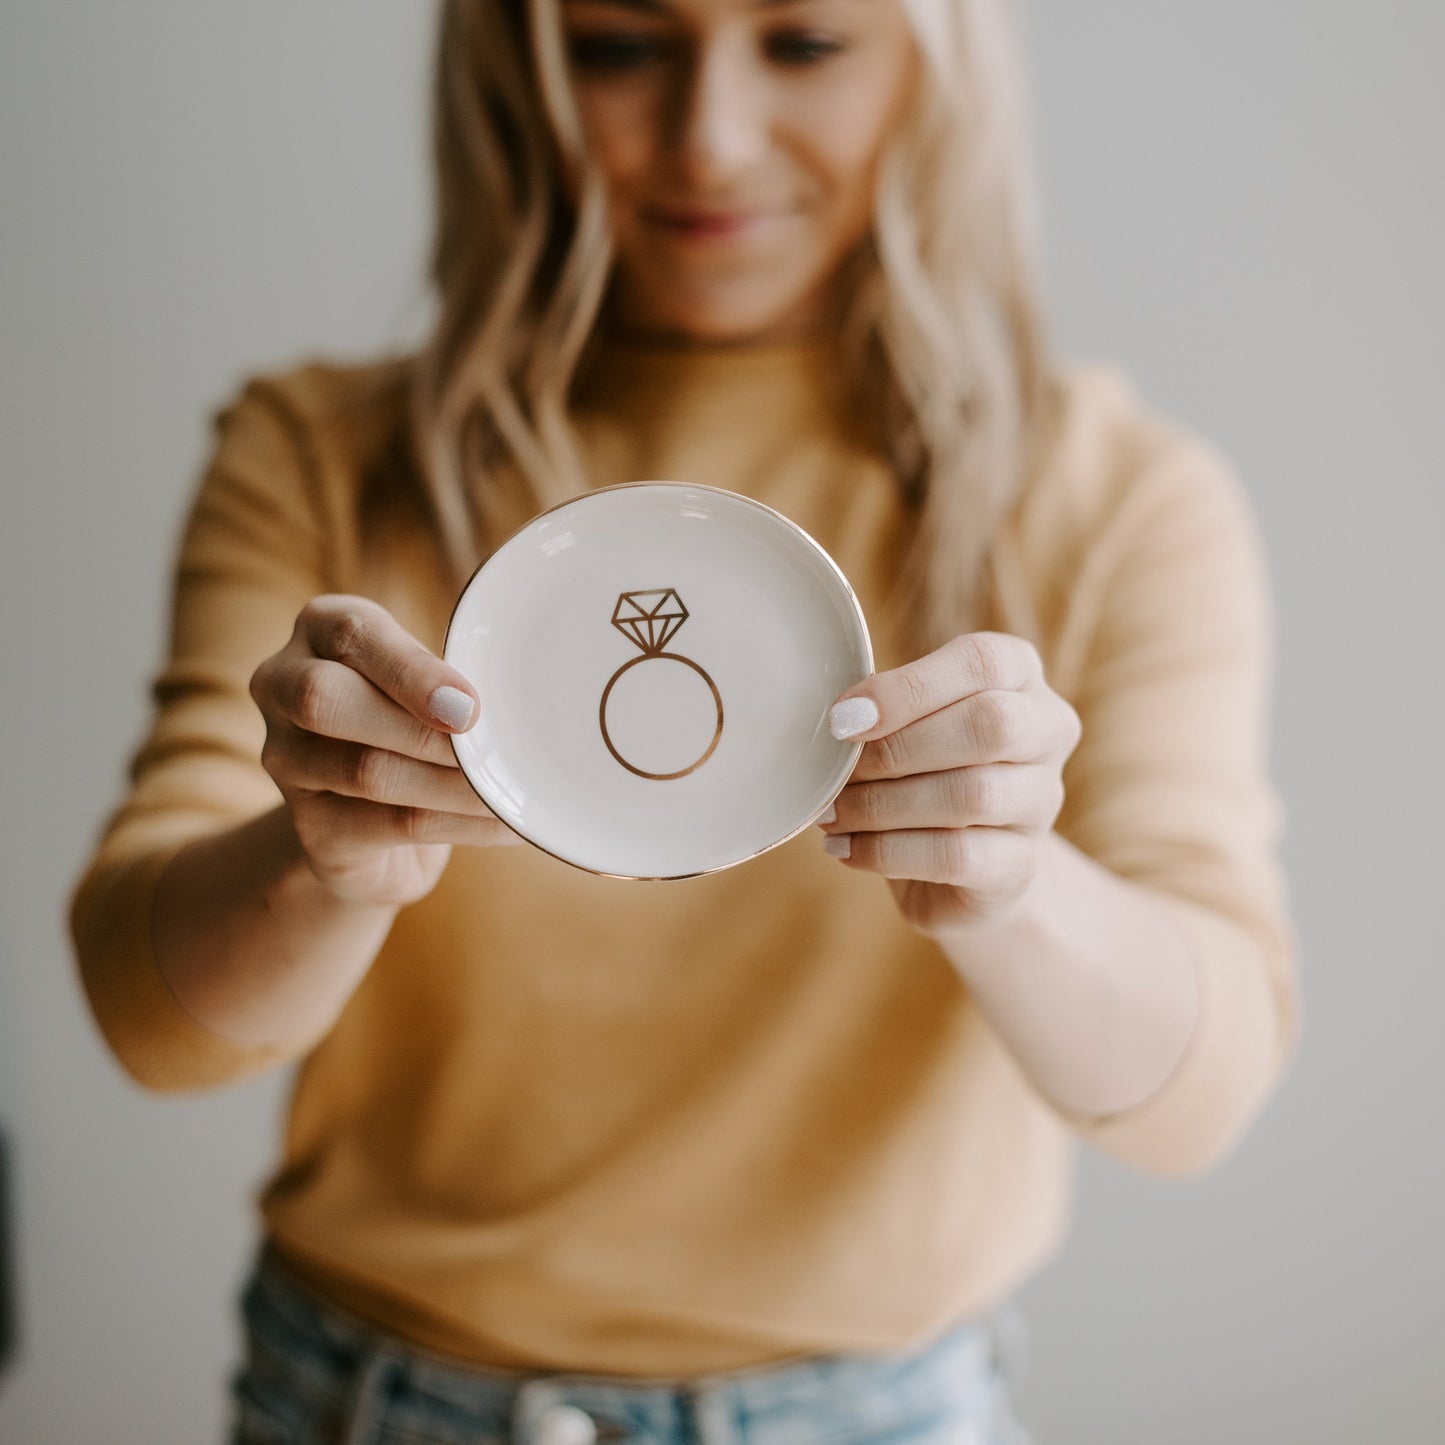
[249,595,521,907]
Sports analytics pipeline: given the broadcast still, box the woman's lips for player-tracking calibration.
[643,207,779,241]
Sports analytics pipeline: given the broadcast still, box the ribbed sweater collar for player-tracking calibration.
[572,331,861,445]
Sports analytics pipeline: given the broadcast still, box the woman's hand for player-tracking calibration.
[818,632,1082,935]
[249,595,520,907]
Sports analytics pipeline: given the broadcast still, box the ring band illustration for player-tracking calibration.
[600,588,724,781]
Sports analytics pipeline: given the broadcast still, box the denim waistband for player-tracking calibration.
[237,1242,1030,1445]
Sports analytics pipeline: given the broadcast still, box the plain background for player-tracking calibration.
[1,2,1441,1441]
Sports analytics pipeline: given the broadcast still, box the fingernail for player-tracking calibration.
[829,697,879,740]
[818,802,837,825]
[429,685,476,730]
[823,834,852,859]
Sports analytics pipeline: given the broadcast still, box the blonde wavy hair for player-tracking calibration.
[410,0,1057,649]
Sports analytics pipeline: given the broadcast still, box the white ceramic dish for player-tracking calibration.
[445,481,873,879]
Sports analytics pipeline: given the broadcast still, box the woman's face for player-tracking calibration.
[559,0,918,344]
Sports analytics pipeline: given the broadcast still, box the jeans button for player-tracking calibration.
[536,1403,599,1445]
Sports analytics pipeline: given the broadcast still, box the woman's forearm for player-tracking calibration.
[936,830,1199,1121]
[152,805,399,1051]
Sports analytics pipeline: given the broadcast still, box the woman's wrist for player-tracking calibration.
[933,830,1200,1121]
[152,804,400,1051]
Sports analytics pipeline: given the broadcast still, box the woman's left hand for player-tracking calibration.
[818,632,1082,935]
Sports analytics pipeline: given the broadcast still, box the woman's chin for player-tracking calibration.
[608,298,827,348]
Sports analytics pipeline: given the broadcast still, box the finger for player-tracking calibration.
[828,633,1040,742]
[292,794,523,861]
[267,732,504,816]
[849,692,1057,780]
[830,825,1034,892]
[298,595,479,733]
[891,875,1029,935]
[823,764,1060,834]
[261,659,461,767]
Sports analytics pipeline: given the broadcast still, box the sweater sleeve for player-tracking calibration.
[69,375,336,1092]
[1049,430,1301,1177]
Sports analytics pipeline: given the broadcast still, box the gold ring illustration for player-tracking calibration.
[600,588,723,781]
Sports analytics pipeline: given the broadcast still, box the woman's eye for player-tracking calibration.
[566,33,668,73]
[764,31,847,66]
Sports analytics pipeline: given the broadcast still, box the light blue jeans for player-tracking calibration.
[229,1244,1035,1445]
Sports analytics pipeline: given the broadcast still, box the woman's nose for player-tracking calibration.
[667,44,769,186]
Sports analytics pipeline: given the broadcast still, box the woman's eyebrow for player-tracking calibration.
[561,0,671,11]
[561,0,843,12]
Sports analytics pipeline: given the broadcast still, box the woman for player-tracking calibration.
[70,0,1300,1440]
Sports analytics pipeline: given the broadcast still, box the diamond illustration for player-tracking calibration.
[612,588,689,655]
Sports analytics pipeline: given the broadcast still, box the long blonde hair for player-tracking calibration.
[410,0,1057,649]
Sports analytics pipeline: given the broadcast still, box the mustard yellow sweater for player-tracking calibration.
[70,339,1298,1376]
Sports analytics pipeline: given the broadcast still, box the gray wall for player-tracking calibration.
[1,3,1440,1442]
